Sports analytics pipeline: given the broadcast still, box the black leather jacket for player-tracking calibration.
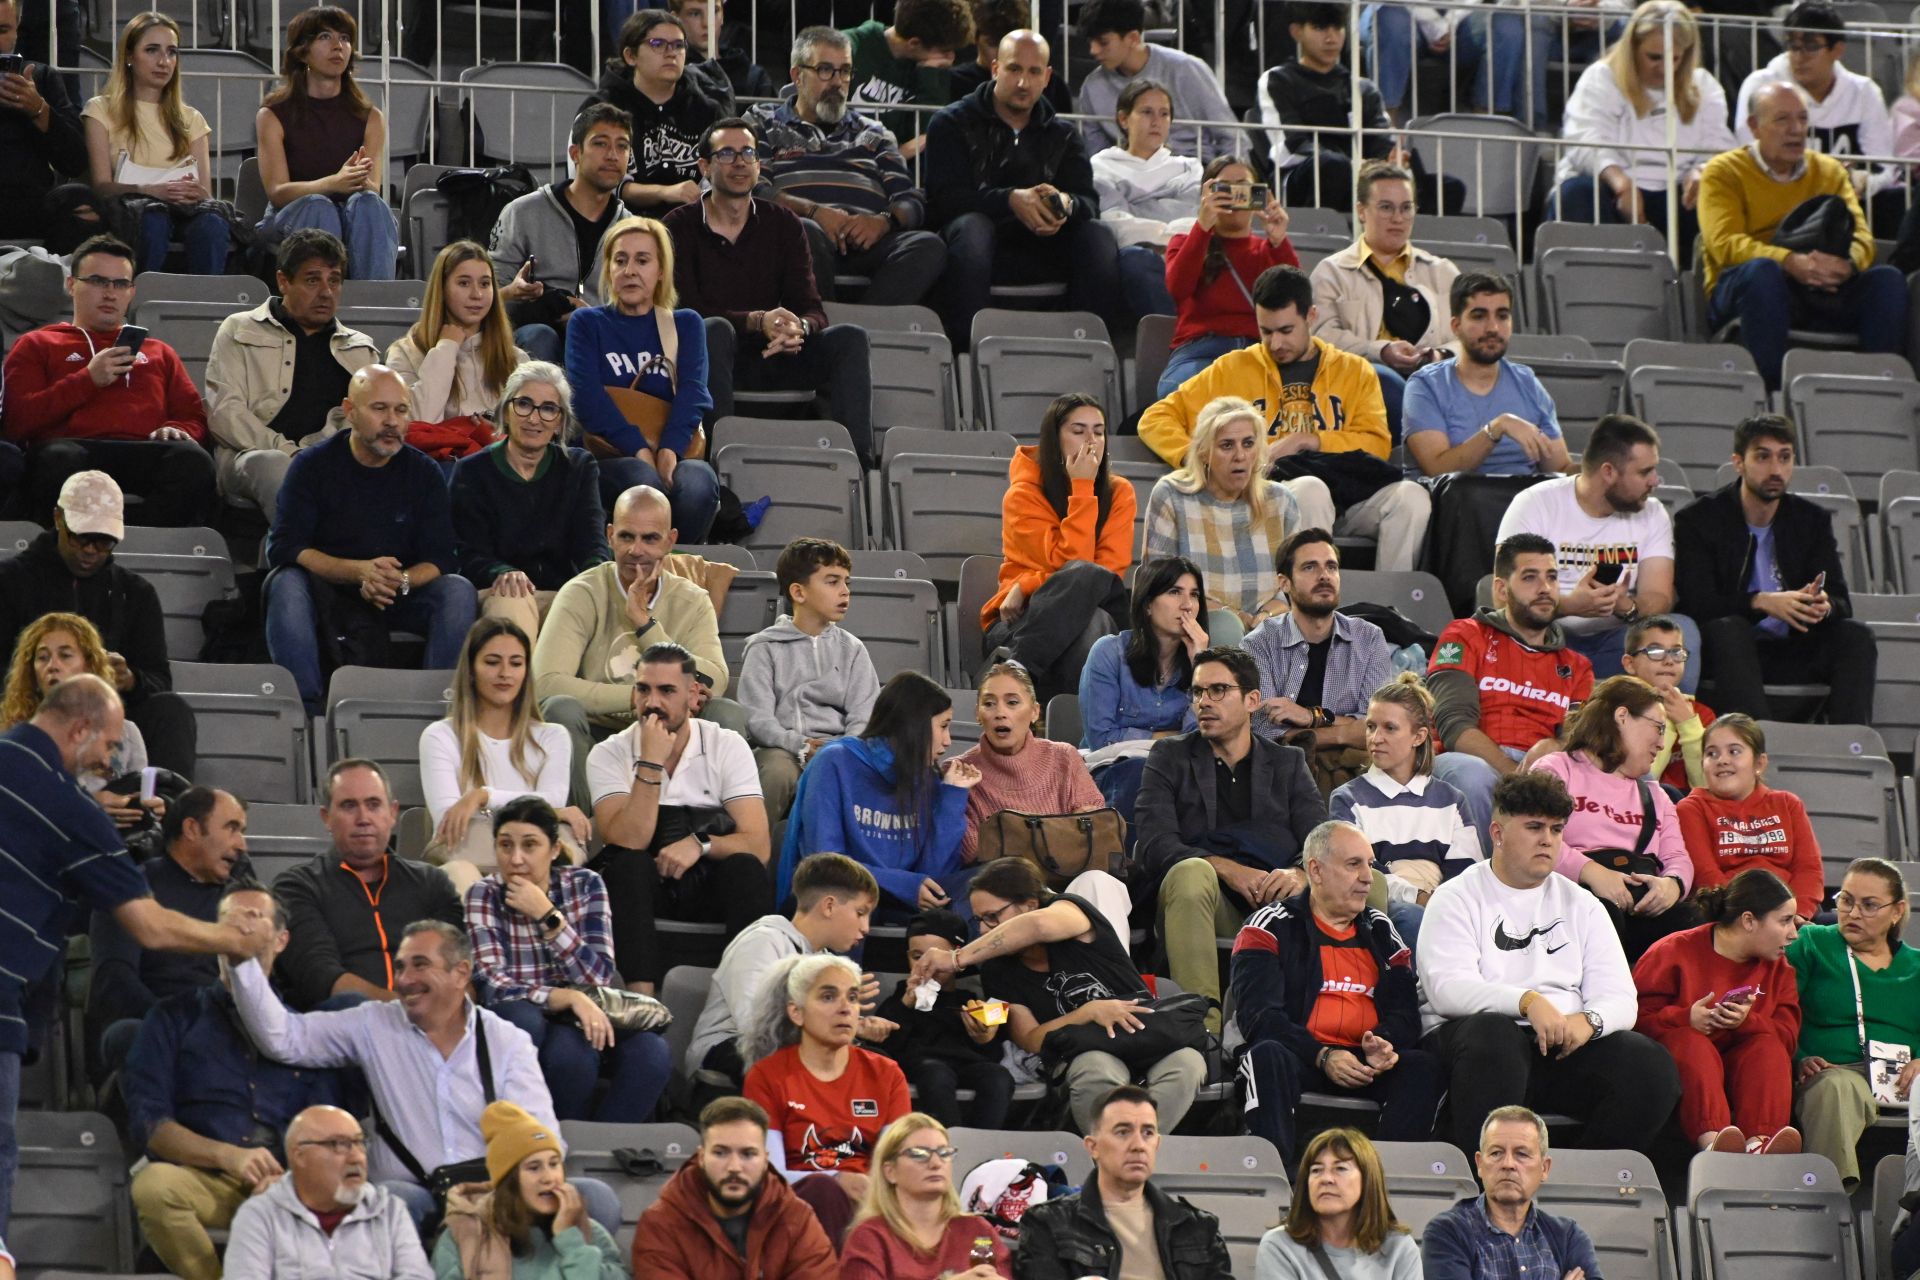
[1012,1178,1235,1280]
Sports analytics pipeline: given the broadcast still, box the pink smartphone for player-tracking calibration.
[1720,984,1761,1004]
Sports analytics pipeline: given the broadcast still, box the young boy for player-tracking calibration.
[668,0,773,101]
[875,908,1015,1129]
[685,852,881,1085]
[738,537,882,820]
[845,0,975,158]
[1074,0,1238,160]
[1622,614,1716,793]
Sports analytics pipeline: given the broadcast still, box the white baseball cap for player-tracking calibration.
[56,470,125,541]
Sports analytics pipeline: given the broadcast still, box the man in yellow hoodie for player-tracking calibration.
[1699,79,1908,390]
[1139,265,1431,571]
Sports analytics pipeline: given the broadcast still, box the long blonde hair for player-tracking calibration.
[1168,395,1283,529]
[447,618,549,795]
[1603,0,1703,123]
[410,240,519,405]
[1,613,111,729]
[856,1113,966,1251]
[103,13,193,163]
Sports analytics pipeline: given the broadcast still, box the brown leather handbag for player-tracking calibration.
[582,307,708,461]
[976,808,1127,890]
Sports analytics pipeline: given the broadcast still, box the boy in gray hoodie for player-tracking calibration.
[737,537,882,818]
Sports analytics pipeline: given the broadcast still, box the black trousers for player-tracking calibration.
[26,438,216,528]
[703,316,875,464]
[1422,1011,1680,1154]
[589,844,773,985]
[904,1056,1016,1130]
[1698,614,1878,725]
[982,559,1129,705]
[1240,1038,1444,1167]
[128,690,196,777]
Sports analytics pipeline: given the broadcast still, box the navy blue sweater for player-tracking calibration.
[449,441,610,590]
[265,431,457,574]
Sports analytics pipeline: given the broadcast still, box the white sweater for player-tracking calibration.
[1735,55,1899,193]
[1414,859,1638,1038]
[418,719,572,825]
[1555,61,1734,188]
[1090,146,1204,248]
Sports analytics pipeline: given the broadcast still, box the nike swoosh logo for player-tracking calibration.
[1493,919,1565,951]
[1544,943,1568,954]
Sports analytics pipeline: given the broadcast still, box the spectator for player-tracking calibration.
[1633,868,1803,1153]
[739,537,881,821]
[664,118,876,465]
[1355,3,1469,127]
[0,611,161,813]
[776,671,980,915]
[1077,555,1204,750]
[843,1112,1013,1279]
[1141,266,1431,573]
[845,0,973,159]
[0,0,84,240]
[672,0,772,101]
[1417,771,1680,1154]
[1139,645,1328,1020]
[1529,675,1697,960]
[1787,858,1920,1188]
[1620,614,1713,791]
[630,1095,840,1280]
[949,0,1073,115]
[222,1106,431,1279]
[82,13,228,275]
[980,393,1135,704]
[1243,527,1395,746]
[263,365,479,715]
[873,912,1015,1131]
[435,1098,626,1278]
[1420,1106,1602,1280]
[1676,716,1824,923]
[468,795,671,1122]
[123,883,336,1280]
[488,102,634,366]
[1427,532,1597,837]
[1496,413,1697,686]
[923,29,1120,344]
[687,853,880,1086]
[385,240,525,443]
[915,858,1209,1131]
[565,214,719,538]
[1310,161,1457,441]
[0,474,197,773]
[586,8,728,215]
[1,233,214,527]
[1402,273,1571,477]
[1700,79,1907,389]
[1012,1085,1233,1280]
[1142,397,1301,641]
[1454,0,1630,129]
[277,758,462,1009]
[954,661,1107,868]
[1552,1,1734,255]
[1157,157,1300,397]
[253,5,398,280]
[1256,1127,1420,1280]
[449,362,610,650]
[0,674,255,1240]
[1091,79,1205,322]
[205,228,380,522]
[748,26,947,306]
[1074,0,1237,159]
[1674,412,1876,723]
[1232,821,1443,1166]
[587,641,771,990]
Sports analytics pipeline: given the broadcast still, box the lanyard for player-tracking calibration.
[1848,948,1869,1062]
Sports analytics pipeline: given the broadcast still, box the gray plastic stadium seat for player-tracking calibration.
[842,575,942,683]
[950,1127,1093,1185]
[1112,460,1164,558]
[173,661,311,803]
[0,519,38,553]
[1421,214,1512,247]
[1287,206,1351,238]
[1687,1149,1862,1280]
[1406,114,1538,218]
[1535,1147,1682,1280]
[716,570,780,671]
[340,279,427,310]
[715,441,866,557]
[560,1120,699,1254]
[823,301,959,432]
[1872,1152,1904,1280]
[1288,231,1352,275]
[1534,221,1670,256]
[1135,313,1177,409]
[1174,1182,1291,1279]
[325,666,455,809]
[111,551,238,662]
[241,799,329,886]
[890,455,1010,586]
[675,543,757,574]
[133,271,274,309]
[658,965,733,1107]
[13,1110,137,1273]
[1151,1133,1290,1186]
[1785,373,1920,499]
[338,306,419,356]
[403,167,454,279]
[1506,339,1623,459]
[1758,722,1904,882]
[1538,247,1684,361]
[972,332,1122,440]
[1376,1141,1477,1242]
[126,299,228,394]
[116,525,226,556]
[945,687,984,757]
[175,49,271,189]
[459,62,596,183]
[1626,362,1767,492]
[1881,471,1920,593]
[1851,594,1920,624]
[881,427,1017,468]
[1864,621,1920,757]
[370,57,438,182]
[849,549,932,580]
[1340,570,1456,639]
[1045,693,1081,744]
[954,555,1003,685]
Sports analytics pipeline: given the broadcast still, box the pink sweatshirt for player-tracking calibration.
[1530,750,1694,890]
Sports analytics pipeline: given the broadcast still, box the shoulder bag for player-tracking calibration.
[976,808,1127,890]
[585,307,709,461]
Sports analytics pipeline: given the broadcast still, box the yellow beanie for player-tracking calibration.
[481,1100,562,1186]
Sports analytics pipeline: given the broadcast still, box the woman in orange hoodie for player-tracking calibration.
[980,393,1137,703]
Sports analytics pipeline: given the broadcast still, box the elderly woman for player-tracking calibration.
[842,1113,1012,1280]
[1257,1128,1418,1280]
[448,361,610,648]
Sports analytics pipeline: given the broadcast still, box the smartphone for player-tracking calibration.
[1592,560,1625,586]
[1720,984,1762,1004]
[1810,570,1827,594]
[0,54,24,77]
[1044,191,1069,220]
[118,324,149,355]
[1211,179,1270,211]
[138,766,158,804]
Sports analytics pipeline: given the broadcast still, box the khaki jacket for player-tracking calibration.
[1309,238,1460,361]
[204,301,379,482]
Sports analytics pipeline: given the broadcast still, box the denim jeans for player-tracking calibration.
[595,456,719,542]
[140,203,231,275]
[1157,334,1254,399]
[1706,257,1910,390]
[514,322,563,365]
[0,1047,16,1238]
[259,191,399,280]
[1455,11,1617,125]
[263,567,479,712]
[704,317,875,463]
[1373,360,1408,446]
[1360,2,1480,111]
[1118,244,1175,323]
[490,997,672,1123]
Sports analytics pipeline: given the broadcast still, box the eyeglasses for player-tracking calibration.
[75,274,134,290]
[1628,644,1689,663]
[644,36,688,53]
[1835,892,1897,916]
[507,396,564,422]
[69,532,118,552]
[1785,36,1832,53]
[800,62,851,81]
[709,145,757,164]
[900,1145,960,1164]
[975,903,1014,929]
[298,1136,367,1155]
[1369,201,1417,218]
[1633,711,1669,737]
[1190,682,1245,704]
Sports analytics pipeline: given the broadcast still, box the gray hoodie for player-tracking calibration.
[223,1177,431,1280]
[736,616,881,756]
[686,912,814,1073]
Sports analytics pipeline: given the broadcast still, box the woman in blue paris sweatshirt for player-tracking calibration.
[776,672,982,917]
[563,213,719,539]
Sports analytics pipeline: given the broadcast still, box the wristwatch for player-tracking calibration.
[1579,1009,1604,1037]
[539,909,564,932]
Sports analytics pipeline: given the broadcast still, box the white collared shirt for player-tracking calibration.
[584,715,762,809]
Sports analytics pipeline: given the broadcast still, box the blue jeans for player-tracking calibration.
[1361,2,1478,111]
[0,1047,16,1238]
[1373,361,1408,446]
[1388,900,1423,953]
[1455,12,1616,125]
[1157,334,1254,399]
[263,566,478,712]
[139,203,230,275]
[1564,613,1701,692]
[1707,257,1910,390]
[259,191,399,280]
[596,456,718,542]
[514,322,563,365]
[386,1174,623,1239]
[491,998,671,1123]
[1118,245,1174,323]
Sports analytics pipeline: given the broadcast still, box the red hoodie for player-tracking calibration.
[1632,921,1801,1056]
[1675,783,1824,920]
[630,1156,840,1280]
[1,323,207,444]
[1164,225,1300,350]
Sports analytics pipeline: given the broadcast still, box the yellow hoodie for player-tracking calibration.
[1137,335,1390,468]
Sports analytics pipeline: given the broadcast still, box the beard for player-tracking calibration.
[813,92,849,124]
[1293,595,1338,619]
[703,1166,762,1209]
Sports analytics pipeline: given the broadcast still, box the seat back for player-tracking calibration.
[172,661,310,802]
[881,427,1017,468]
[370,56,437,177]
[713,442,866,556]
[458,61,596,181]
[1883,497,1920,593]
[325,666,456,809]
[1511,353,1623,457]
[973,335,1121,439]
[716,571,780,671]
[176,49,271,187]
[1538,247,1683,360]
[955,555,1004,684]
[125,299,234,394]
[1339,570,1456,639]
[1787,373,1920,499]
[559,1120,701,1254]
[1405,113,1540,217]
[1537,1148,1682,1280]
[340,279,427,310]
[1864,621,1920,756]
[658,964,715,1104]
[824,303,958,433]
[1376,1140,1478,1243]
[1421,214,1512,246]
[1626,364,1767,489]
[1533,221,1670,256]
[1134,312,1177,410]
[890,456,1013,587]
[1044,693,1082,744]
[13,1111,137,1273]
[675,543,757,574]
[110,551,238,661]
[1688,1150,1862,1280]
[949,1126,1093,1185]
[1758,721,1903,881]
[840,575,943,683]
[1871,1152,1904,1280]
[849,549,932,580]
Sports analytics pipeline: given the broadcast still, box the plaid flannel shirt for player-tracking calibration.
[464,865,615,1005]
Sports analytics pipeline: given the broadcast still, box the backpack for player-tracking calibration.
[435,164,537,243]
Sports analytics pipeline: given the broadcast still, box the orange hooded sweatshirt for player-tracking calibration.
[981,445,1137,628]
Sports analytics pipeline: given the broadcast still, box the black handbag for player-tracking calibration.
[1773,193,1855,259]
[1362,255,1433,345]
[1269,448,1407,511]
[372,1016,495,1216]
[1581,775,1661,898]
[1040,991,1211,1070]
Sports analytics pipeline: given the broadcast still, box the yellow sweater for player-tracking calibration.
[1137,336,1390,468]
[1698,145,1875,294]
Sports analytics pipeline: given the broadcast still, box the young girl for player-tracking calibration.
[1675,715,1824,924]
[1090,79,1204,320]
[387,240,526,430]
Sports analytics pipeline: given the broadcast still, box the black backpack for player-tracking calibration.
[435,163,537,243]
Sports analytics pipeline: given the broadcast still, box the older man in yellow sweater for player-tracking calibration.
[1700,79,1908,389]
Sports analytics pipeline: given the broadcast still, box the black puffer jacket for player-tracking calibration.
[1013,1178,1234,1280]
[922,80,1097,229]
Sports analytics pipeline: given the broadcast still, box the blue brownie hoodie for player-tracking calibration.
[775,736,970,907]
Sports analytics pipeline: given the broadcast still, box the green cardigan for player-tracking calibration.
[1784,923,1920,1064]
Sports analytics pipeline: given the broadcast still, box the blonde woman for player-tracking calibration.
[1,613,152,823]
[83,12,228,274]
[842,1113,1011,1280]
[386,240,526,424]
[1552,0,1733,253]
[562,214,717,538]
[1141,394,1301,644]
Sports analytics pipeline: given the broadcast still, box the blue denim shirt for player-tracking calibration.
[1077,631,1196,749]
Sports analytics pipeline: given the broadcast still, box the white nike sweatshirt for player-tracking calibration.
[1415,859,1639,1038]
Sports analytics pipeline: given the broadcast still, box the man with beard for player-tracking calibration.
[632,1096,838,1279]
[1243,528,1394,748]
[1496,413,1699,689]
[1427,534,1595,838]
[1422,1106,1602,1280]
[263,365,477,714]
[584,8,731,216]
[746,26,946,306]
[1403,274,1571,478]
[1674,413,1876,723]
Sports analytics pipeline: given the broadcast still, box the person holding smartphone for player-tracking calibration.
[0,0,87,241]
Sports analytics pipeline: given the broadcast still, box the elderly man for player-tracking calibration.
[222,1105,430,1279]
[1699,78,1907,389]
[1231,820,1443,1165]
[1422,1106,1601,1280]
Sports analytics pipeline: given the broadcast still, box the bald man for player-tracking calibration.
[922,28,1118,342]
[264,364,478,712]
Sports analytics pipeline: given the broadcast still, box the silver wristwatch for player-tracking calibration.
[1580,1009,1604,1037]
